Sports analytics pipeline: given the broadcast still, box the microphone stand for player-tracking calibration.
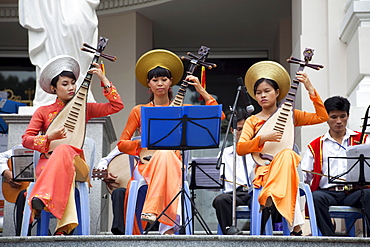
[216,84,245,235]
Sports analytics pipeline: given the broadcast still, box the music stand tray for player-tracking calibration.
[141,105,222,235]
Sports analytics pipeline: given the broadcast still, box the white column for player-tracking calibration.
[339,0,370,130]
[291,0,347,150]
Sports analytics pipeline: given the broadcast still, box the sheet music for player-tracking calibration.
[346,144,370,183]
[190,157,223,189]
[11,145,34,181]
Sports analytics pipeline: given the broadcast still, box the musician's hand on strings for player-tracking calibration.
[296,71,315,96]
[89,62,110,86]
[185,75,212,101]
[260,130,283,144]
[3,170,21,189]
[48,126,67,141]
[103,172,119,191]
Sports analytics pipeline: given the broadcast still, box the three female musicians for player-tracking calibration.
[22,55,123,235]
[22,50,328,236]
[236,61,329,235]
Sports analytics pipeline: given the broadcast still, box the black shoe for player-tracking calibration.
[31,197,45,218]
[290,230,302,236]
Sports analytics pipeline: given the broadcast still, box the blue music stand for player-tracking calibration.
[141,105,221,150]
[141,105,222,235]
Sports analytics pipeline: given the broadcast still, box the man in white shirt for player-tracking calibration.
[212,112,251,234]
[301,96,370,236]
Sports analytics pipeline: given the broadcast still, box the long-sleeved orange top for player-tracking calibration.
[22,84,123,153]
[117,97,225,155]
[237,89,329,156]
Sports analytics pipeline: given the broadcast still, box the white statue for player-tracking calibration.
[19,0,100,107]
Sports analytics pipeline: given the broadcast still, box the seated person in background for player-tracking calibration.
[301,96,370,236]
[212,111,253,234]
[97,147,126,235]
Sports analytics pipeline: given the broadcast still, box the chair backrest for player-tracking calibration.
[83,137,96,170]
[289,143,304,182]
[32,150,41,180]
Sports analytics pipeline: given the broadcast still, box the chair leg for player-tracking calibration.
[74,188,82,235]
[302,183,319,236]
[282,217,290,236]
[75,182,90,235]
[125,180,139,235]
[345,218,357,237]
[184,181,193,235]
[135,184,148,234]
[37,210,51,236]
[21,183,34,236]
[264,217,273,235]
[251,188,262,235]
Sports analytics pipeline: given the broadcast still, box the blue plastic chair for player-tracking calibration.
[218,145,319,236]
[249,146,319,236]
[316,206,362,237]
[250,182,319,236]
[21,138,95,236]
[125,144,193,235]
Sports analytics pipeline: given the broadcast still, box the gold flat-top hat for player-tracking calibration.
[39,55,80,94]
[135,49,184,87]
[244,61,290,102]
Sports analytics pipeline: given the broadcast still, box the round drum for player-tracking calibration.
[106,153,131,194]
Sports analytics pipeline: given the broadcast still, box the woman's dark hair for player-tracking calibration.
[147,66,173,102]
[147,66,172,81]
[50,71,77,88]
[324,96,350,115]
[253,78,279,96]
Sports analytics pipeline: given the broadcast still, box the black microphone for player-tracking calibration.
[237,77,254,113]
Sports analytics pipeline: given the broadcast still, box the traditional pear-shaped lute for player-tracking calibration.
[251,48,324,166]
[45,37,116,153]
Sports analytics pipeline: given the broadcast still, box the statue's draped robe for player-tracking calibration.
[19,0,100,107]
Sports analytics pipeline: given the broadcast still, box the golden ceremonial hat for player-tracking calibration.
[39,55,80,94]
[244,61,291,102]
[135,49,184,87]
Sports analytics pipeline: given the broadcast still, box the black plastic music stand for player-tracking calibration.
[141,105,222,235]
[11,155,34,182]
[189,157,224,232]
[328,154,370,237]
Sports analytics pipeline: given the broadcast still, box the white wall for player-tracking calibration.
[292,0,348,153]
